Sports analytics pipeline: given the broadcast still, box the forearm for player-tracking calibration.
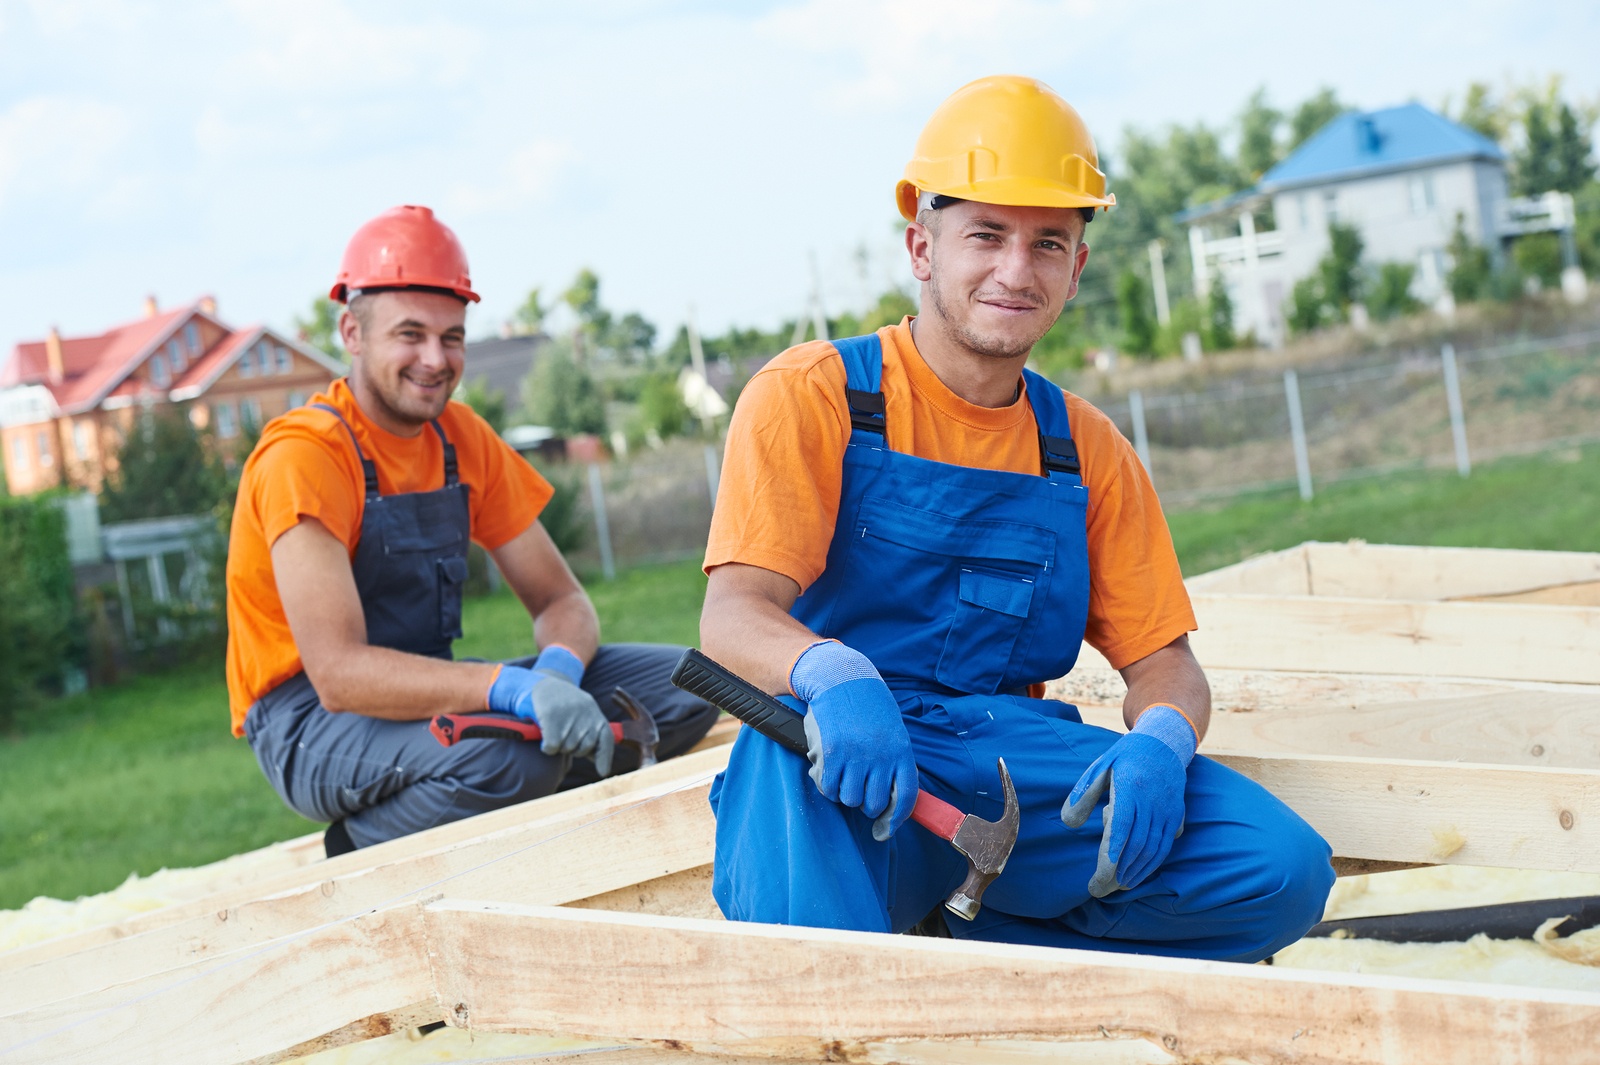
[1118,635,1211,741]
[701,563,820,695]
[312,648,500,719]
[532,588,600,665]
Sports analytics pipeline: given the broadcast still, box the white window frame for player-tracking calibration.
[241,395,263,431]
[168,337,186,372]
[239,348,255,378]
[1296,194,1309,230]
[215,402,238,439]
[1322,191,1339,225]
[36,429,53,467]
[150,352,170,388]
[73,420,91,460]
[287,390,307,409]
[12,435,28,470]
[1409,173,1436,215]
[184,322,201,355]
[275,345,292,375]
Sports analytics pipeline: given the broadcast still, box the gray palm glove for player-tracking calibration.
[487,664,615,777]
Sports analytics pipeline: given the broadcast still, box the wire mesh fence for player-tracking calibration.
[551,329,1600,574]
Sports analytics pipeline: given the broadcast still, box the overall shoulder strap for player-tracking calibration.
[1021,369,1082,484]
[428,420,460,486]
[831,333,886,442]
[311,403,380,498]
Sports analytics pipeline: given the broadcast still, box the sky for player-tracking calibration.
[1,0,1597,352]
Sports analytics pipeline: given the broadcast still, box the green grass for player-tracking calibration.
[0,559,708,909]
[1168,444,1600,576]
[3,444,1597,908]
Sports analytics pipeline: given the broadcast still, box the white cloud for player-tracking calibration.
[445,139,580,215]
[0,96,133,212]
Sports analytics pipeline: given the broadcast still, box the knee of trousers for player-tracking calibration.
[1231,814,1337,957]
[443,737,568,806]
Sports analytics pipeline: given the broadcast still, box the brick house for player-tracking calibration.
[0,296,344,494]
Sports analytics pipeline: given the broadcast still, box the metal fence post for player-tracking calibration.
[1128,388,1153,478]
[704,443,721,508]
[1284,369,1314,501]
[586,463,616,581]
[1441,343,1472,477]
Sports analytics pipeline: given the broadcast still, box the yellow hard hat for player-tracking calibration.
[896,75,1115,221]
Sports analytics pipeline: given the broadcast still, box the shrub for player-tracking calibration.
[0,496,79,726]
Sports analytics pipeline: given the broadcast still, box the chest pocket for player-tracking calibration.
[843,496,1055,696]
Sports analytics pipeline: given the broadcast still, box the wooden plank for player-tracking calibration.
[567,865,723,921]
[1301,541,1600,601]
[0,903,438,1065]
[1046,660,1595,715]
[1216,753,1600,872]
[423,900,1600,1065]
[1185,593,1600,683]
[2,762,723,1014]
[1182,544,1309,595]
[1072,690,1600,768]
[0,742,734,973]
[1459,579,1600,607]
[1182,543,1600,602]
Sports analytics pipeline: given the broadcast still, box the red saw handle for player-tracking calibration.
[430,714,625,748]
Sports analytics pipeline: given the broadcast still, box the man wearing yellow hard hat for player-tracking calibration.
[698,76,1333,959]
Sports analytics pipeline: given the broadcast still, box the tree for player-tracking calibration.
[1238,87,1282,182]
[1450,81,1508,142]
[1368,262,1420,321]
[511,288,548,336]
[521,341,607,436]
[0,498,78,724]
[1289,88,1348,150]
[860,288,918,332]
[606,311,657,364]
[1115,270,1156,356]
[457,378,507,434]
[100,406,230,522]
[294,296,343,361]
[1204,282,1235,351]
[1446,213,1493,303]
[563,268,612,360]
[1515,97,1597,196]
[1287,276,1327,334]
[636,373,691,442]
[1318,222,1365,317]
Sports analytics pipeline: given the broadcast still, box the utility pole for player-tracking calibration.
[686,305,715,436]
[1148,240,1171,327]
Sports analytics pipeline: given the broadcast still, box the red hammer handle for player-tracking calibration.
[910,789,967,842]
[430,714,625,748]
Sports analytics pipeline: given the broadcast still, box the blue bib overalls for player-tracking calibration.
[708,334,1333,962]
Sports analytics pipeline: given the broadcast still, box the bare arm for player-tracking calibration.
[272,518,498,718]
[701,562,822,694]
[489,519,600,664]
[1116,634,1210,741]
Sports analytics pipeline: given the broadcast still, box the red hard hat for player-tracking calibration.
[329,205,480,304]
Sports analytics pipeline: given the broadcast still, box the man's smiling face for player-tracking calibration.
[342,289,467,433]
[909,199,1091,362]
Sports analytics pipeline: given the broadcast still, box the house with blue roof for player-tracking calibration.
[1179,102,1575,347]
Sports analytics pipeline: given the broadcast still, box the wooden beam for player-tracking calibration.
[1185,542,1600,602]
[1046,662,1595,715]
[1071,690,1600,768]
[0,742,734,973]
[2,763,723,1014]
[0,903,438,1065]
[1459,579,1600,607]
[424,900,1600,1065]
[1184,593,1600,683]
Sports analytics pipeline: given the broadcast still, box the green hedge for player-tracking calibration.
[0,495,80,727]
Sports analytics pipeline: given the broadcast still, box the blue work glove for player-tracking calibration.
[790,640,919,842]
[1060,705,1196,897]
[486,646,614,777]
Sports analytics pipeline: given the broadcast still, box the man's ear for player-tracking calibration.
[337,309,361,358]
[1065,241,1091,302]
[906,222,934,283]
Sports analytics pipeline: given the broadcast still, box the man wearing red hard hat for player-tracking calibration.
[224,205,718,855]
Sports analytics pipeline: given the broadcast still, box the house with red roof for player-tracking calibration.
[0,295,344,495]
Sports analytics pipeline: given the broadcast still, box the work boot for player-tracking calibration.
[323,819,357,858]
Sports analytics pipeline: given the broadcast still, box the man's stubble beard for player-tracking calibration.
[926,268,1053,362]
[352,356,450,430]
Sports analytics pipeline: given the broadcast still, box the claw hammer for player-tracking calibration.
[670,648,1019,921]
[430,686,660,768]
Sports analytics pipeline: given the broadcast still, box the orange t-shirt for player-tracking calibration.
[224,378,553,735]
[704,318,1195,674]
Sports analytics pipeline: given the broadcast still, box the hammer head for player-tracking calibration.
[943,758,1019,921]
[608,687,660,768]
